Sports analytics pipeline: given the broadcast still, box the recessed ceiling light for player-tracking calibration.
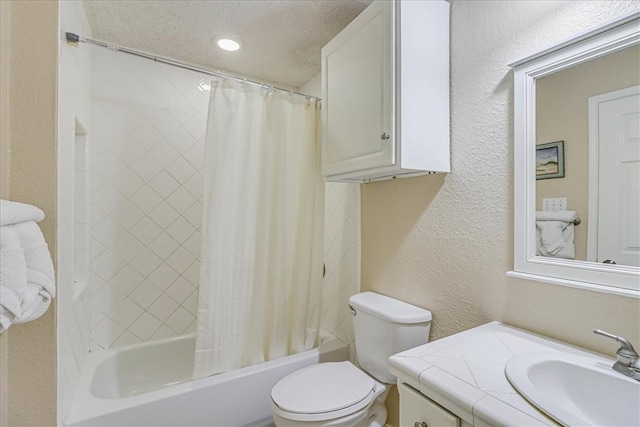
[215,37,241,52]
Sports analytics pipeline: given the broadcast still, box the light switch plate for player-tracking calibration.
[542,197,567,211]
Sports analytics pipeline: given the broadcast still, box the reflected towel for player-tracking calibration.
[536,211,578,259]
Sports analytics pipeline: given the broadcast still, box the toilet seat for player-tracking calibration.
[271,361,379,422]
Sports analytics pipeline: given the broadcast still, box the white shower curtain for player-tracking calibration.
[194,79,324,379]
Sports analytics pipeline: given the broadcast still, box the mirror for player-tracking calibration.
[510,12,640,296]
[535,45,640,266]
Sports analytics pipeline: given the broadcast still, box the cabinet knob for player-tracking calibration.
[381,132,390,141]
[414,422,428,427]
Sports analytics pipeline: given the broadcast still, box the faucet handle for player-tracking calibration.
[593,329,639,362]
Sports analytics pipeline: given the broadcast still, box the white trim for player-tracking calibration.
[511,13,640,295]
[506,271,640,299]
[587,93,600,263]
[508,10,640,67]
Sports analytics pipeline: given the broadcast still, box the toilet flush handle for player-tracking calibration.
[349,305,357,316]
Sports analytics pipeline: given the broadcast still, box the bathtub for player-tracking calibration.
[66,332,348,426]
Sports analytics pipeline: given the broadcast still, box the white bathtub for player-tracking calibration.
[66,332,348,426]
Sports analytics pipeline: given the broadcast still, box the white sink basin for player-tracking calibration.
[505,351,640,426]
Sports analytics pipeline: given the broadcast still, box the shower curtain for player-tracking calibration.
[194,79,324,379]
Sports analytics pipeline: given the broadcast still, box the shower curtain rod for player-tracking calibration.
[64,32,321,101]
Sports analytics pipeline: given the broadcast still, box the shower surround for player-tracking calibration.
[87,47,361,355]
[89,49,208,349]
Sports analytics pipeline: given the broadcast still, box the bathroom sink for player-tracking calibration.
[505,351,640,426]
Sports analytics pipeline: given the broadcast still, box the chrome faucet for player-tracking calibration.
[593,329,640,381]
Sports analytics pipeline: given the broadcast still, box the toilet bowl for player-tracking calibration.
[271,292,432,427]
[271,361,388,427]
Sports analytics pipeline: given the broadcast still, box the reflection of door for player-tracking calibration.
[588,85,640,266]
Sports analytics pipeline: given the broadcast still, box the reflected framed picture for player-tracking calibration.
[536,141,565,180]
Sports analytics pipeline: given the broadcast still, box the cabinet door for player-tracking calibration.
[321,0,393,177]
[399,383,461,427]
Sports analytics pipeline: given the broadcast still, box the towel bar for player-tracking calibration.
[572,217,581,226]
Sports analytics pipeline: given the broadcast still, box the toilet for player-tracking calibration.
[271,292,432,427]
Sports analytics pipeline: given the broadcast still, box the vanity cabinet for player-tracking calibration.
[321,0,450,183]
[399,383,465,427]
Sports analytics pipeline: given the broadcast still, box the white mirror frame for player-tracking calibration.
[508,12,640,298]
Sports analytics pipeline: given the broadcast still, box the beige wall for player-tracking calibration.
[0,2,10,424]
[536,45,640,260]
[0,1,9,199]
[361,1,640,425]
[0,1,58,426]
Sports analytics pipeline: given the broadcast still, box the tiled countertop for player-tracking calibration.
[389,321,614,426]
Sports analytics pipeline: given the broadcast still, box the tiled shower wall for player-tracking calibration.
[321,182,360,360]
[89,49,209,349]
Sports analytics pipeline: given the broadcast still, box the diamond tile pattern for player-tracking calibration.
[148,202,180,230]
[320,183,361,363]
[90,49,208,349]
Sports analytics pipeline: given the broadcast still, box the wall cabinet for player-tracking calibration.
[399,383,466,427]
[321,0,450,183]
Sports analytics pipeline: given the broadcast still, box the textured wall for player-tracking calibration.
[362,3,640,425]
[82,1,372,88]
[2,1,59,425]
[363,0,640,360]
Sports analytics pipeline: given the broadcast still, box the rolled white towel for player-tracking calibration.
[11,221,55,325]
[15,284,52,324]
[0,226,28,332]
[0,199,45,227]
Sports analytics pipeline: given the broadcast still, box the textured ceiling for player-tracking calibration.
[83,0,373,88]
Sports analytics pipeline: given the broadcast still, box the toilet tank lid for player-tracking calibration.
[349,292,432,324]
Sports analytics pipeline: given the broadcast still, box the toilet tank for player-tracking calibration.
[349,292,432,384]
